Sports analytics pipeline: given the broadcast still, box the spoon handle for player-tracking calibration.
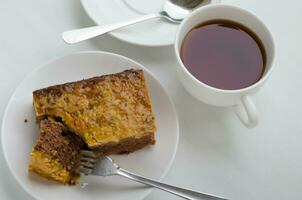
[62,13,162,44]
[116,168,228,200]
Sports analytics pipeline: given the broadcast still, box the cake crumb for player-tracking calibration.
[80,182,88,189]
[24,119,28,123]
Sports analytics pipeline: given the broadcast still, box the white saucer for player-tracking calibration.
[1,51,179,200]
[81,0,221,46]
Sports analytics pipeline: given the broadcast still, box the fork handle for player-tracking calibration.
[116,168,227,200]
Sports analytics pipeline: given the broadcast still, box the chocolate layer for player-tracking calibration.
[34,119,83,170]
[97,133,155,155]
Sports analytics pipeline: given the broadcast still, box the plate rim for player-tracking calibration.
[80,0,174,47]
[1,51,179,200]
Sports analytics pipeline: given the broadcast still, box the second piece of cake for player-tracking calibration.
[32,69,156,154]
[29,119,83,185]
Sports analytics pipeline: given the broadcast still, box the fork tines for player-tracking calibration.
[78,150,99,175]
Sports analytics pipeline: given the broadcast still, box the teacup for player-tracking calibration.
[174,4,275,128]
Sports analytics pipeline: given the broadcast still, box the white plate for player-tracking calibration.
[1,51,179,200]
[81,0,221,46]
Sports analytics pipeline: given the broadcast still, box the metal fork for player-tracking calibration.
[79,150,228,200]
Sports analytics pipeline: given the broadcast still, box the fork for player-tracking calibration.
[79,150,228,200]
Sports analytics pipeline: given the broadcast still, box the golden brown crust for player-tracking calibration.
[29,150,80,185]
[32,69,156,149]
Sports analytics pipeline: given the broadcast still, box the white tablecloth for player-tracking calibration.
[0,0,301,199]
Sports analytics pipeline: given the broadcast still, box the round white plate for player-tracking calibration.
[1,51,179,200]
[81,0,221,46]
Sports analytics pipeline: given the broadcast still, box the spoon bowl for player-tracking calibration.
[160,0,202,23]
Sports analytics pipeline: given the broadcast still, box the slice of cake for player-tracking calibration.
[32,69,156,154]
[29,119,83,185]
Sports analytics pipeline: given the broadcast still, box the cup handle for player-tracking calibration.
[233,95,258,128]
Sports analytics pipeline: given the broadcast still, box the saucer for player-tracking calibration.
[81,0,221,46]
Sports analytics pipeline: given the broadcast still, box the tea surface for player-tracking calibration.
[181,20,266,90]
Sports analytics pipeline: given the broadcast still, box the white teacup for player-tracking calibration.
[174,4,275,128]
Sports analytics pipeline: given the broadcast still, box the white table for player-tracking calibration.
[0,0,301,199]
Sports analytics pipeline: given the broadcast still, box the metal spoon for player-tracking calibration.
[62,0,205,44]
